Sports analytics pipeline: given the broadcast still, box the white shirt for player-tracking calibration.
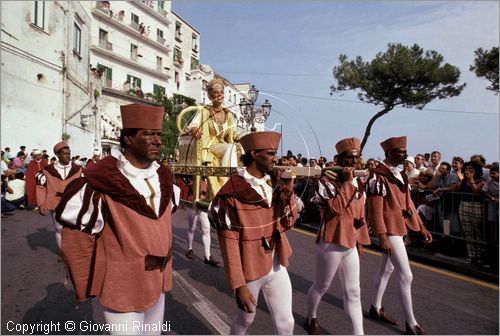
[54,161,73,180]
[6,179,25,201]
[1,160,8,174]
[238,168,273,207]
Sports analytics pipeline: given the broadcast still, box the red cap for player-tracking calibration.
[240,131,281,152]
[53,141,69,154]
[120,104,164,130]
[335,137,361,154]
[380,136,407,153]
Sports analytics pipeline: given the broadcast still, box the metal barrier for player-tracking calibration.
[296,180,498,262]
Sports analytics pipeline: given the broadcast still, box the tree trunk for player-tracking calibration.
[360,106,393,154]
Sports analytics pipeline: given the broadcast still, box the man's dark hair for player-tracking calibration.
[440,162,451,172]
[240,153,253,166]
[119,128,140,148]
[490,166,499,173]
[16,151,24,157]
[452,156,464,164]
[15,172,24,180]
[470,154,486,165]
[20,146,26,150]
[301,157,307,165]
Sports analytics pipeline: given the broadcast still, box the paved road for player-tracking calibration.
[2,209,498,335]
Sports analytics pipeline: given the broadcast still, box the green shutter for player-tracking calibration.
[153,84,158,94]
[137,78,141,88]
[127,74,131,83]
[106,67,112,80]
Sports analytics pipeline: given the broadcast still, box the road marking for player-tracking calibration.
[173,271,231,334]
[292,227,499,291]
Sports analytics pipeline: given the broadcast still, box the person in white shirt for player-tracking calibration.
[5,172,26,208]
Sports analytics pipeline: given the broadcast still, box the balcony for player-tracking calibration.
[91,45,172,81]
[91,7,172,55]
[99,40,113,51]
[192,44,199,53]
[130,1,171,26]
[173,57,184,68]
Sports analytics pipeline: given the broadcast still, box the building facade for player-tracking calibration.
[1,1,95,156]
[1,1,255,157]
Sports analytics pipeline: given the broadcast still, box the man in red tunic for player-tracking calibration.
[366,136,432,335]
[210,131,297,335]
[56,104,178,334]
[25,149,47,210]
[36,142,82,255]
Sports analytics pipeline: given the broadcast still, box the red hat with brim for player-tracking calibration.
[53,141,69,154]
[240,131,281,152]
[335,137,361,155]
[120,104,164,130]
[380,136,407,153]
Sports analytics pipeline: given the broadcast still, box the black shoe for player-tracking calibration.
[368,305,398,325]
[405,322,425,335]
[204,256,220,267]
[186,249,196,260]
[304,317,320,335]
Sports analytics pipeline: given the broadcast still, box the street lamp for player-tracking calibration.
[239,85,272,132]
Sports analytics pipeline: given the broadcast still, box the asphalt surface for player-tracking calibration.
[1,209,498,335]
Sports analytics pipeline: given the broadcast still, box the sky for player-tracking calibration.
[173,1,499,164]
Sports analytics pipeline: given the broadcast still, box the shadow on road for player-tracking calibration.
[21,283,98,335]
[26,228,59,256]
[164,292,214,334]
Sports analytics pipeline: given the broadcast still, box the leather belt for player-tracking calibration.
[145,248,172,272]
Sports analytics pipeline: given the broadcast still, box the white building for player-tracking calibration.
[1,1,257,157]
[1,1,96,157]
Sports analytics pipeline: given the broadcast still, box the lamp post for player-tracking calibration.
[239,85,272,132]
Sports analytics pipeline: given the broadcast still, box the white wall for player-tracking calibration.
[1,1,65,152]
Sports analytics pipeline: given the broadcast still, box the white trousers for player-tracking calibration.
[102,293,165,335]
[231,258,294,335]
[51,210,62,252]
[186,208,212,258]
[306,242,364,335]
[372,235,418,327]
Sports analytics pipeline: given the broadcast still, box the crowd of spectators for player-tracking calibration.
[1,146,101,217]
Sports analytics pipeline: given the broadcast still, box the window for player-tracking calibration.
[153,84,165,96]
[73,23,81,55]
[174,71,179,82]
[190,56,199,70]
[192,34,198,51]
[175,22,182,41]
[130,44,138,61]
[130,13,139,31]
[156,56,163,70]
[33,1,45,29]
[97,64,113,87]
[157,28,165,44]
[173,48,183,65]
[228,90,232,102]
[127,74,142,88]
[157,0,167,16]
[99,29,108,47]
